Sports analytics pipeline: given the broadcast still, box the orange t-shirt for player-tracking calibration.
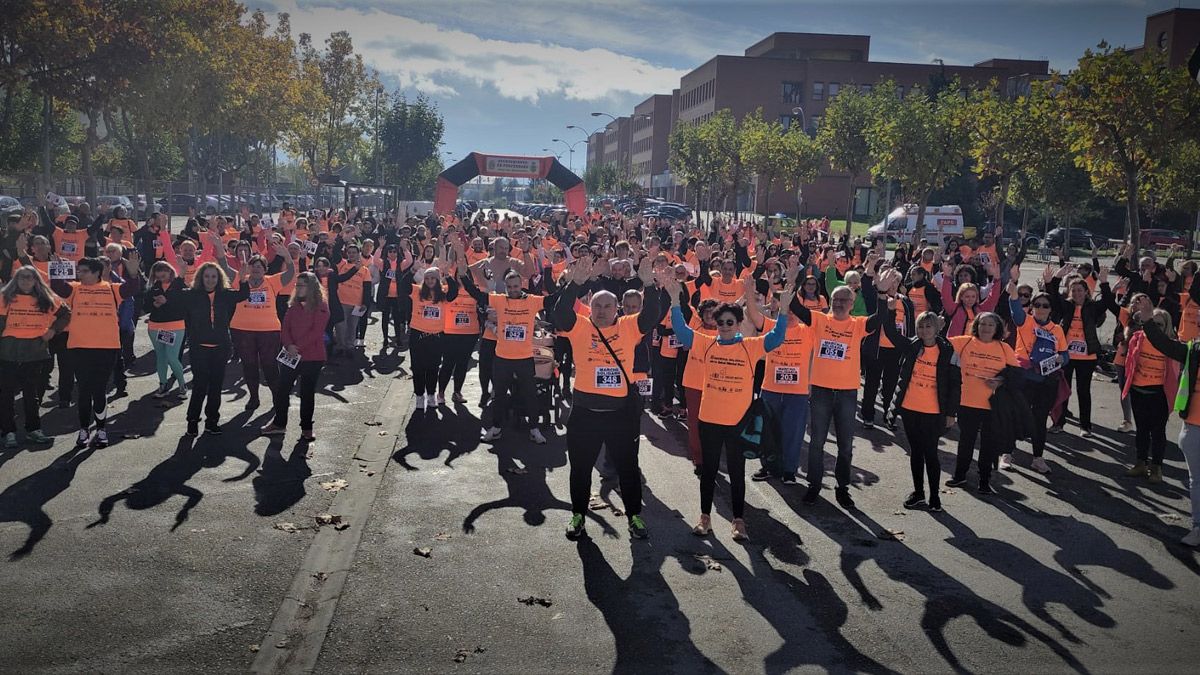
[907,287,929,317]
[950,335,1017,410]
[14,258,50,281]
[1014,320,1066,362]
[492,293,545,360]
[0,293,61,339]
[445,295,480,335]
[410,284,447,334]
[1064,305,1095,361]
[801,295,828,313]
[761,317,814,396]
[1180,293,1199,342]
[707,277,742,303]
[691,333,767,425]
[336,261,371,306]
[1131,338,1166,387]
[901,343,942,414]
[564,314,642,397]
[55,228,88,262]
[230,274,283,332]
[64,281,121,349]
[808,313,871,390]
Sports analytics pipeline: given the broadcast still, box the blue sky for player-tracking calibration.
[268,0,1191,172]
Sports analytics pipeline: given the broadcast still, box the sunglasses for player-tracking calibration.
[1017,292,1032,298]
[1031,302,1051,309]
[716,319,738,327]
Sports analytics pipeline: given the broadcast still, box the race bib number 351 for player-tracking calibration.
[818,340,848,361]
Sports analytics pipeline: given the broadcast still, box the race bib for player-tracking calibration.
[422,305,441,320]
[595,366,622,389]
[304,240,318,256]
[49,260,76,280]
[152,239,162,250]
[503,325,527,342]
[277,347,300,369]
[1039,354,1062,376]
[979,252,991,264]
[454,312,471,326]
[1068,340,1087,355]
[1034,327,1056,342]
[818,339,848,361]
[61,241,77,255]
[385,269,395,280]
[774,366,800,385]
[667,335,681,349]
[249,290,268,305]
[637,378,653,397]
[156,330,176,346]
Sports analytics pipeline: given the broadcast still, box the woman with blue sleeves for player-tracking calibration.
[1005,277,1070,474]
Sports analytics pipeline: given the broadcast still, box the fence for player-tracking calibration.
[0,171,398,230]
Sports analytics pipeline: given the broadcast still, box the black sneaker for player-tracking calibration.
[185,422,198,437]
[751,468,772,482]
[628,515,649,539]
[565,513,585,540]
[479,392,491,408]
[862,419,875,429]
[903,492,927,509]
[929,499,943,512]
[835,486,855,509]
[693,465,703,477]
[802,486,821,504]
[885,414,898,431]
[978,482,996,495]
[204,423,223,436]
[945,477,967,488]
[781,473,797,485]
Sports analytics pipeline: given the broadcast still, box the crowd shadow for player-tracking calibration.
[393,401,483,470]
[252,437,310,517]
[0,445,96,559]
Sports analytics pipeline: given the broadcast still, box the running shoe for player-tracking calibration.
[861,419,875,430]
[928,498,943,513]
[751,468,772,482]
[781,473,798,485]
[977,482,996,495]
[945,477,967,488]
[691,514,712,536]
[26,430,49,444]
[75,429,90,447]
[998,454,1014,471]
[628,515,649,539]
[451,392,466,404]
[903,492,927,509]
[1081,429,1094,439]
[835,486,855,509]
[93,429,108,448]
[1149,465,1163,483]
[802,486,820,505]
[1031,457,1051,474]
[185,422,198,437]
[1117,421,1133,433]
[1048,424,1063,434]
[436,393,446,406]
[565,513,585,539]
[481,427,503,441]
[204,423,223,436]
[731,518,749,541]
[153,384,171,399]
[3,432,17,449]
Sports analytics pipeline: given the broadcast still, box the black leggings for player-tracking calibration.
[566,407,641,516]
[479,338,497,396]
[902,409,944,496]
[555,335,573,388]
[0,359,49,433]
[652,353,682,409]
[379,297,404,343]
[409,329,442,396]
[698,420,746,518]
[356,299,372,340]
[1023,376,1059,458]
[1130,387,1168,465]
[1059,359,1097,430]
[438,333,478,394]
[70,348,117,430]
[862,346,901,422]
[954,406,997,486]
[273,361,322,430]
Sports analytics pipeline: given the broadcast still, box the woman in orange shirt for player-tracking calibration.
[401,264,459,410]
[229,245,296,411]
[0,267,70,447]
[680,298,719,469]
[1122,300,1176,483]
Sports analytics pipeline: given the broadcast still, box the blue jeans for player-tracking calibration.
[806,385,858,489]
[761,390,809,475]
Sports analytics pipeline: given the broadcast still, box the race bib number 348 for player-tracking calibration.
[595,366,622,389]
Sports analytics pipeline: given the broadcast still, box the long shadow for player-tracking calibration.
[0,445,97,559]
[393,401,483,470]
[252,437,308,517]
[87,437,206,532]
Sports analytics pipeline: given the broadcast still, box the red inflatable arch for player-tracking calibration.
[434,152,586,216]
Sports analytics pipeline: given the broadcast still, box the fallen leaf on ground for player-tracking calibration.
[378,431,388,436]
[413,547,432,557]
[249,645,259,653]
[364,421,383,426]
[123,433,142,439]
[891,510,908,516]
[939,488,958,495]
[314,513,342,526]
[366,471,375,477]
[588,498,609,511]
[694,554,722,571]
[518,596,553,607]
[320,479,348,492]
[189,528,207,533]
[434,532,453,541]
[505,467,528,475]
[334,522,350,531]
[273,522,300,533]
[454,649,469,663]
[879,529,906,542]
[1160,513,1183,522]
[312,572,328,581]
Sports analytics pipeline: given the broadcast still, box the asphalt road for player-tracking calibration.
[3,261,1200,674]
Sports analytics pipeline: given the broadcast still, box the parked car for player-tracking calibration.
[96,195,134,214]
[1139,228,1190,249]
[1043,227,1098,250]
[0,195,22,220]
[125,194,149,218]
[165,194,201,216]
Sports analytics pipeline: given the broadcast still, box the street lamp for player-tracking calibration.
[590,112,618,123]
[551,138,582,174]
[567,124,597,139]
[374,85,384,183]
[791,106,808,217]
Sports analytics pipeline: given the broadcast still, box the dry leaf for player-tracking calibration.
[454,649,469,663]
[587,498,609,511]
[1160,513,1183,522]
[273,522,299,533]
[693,554,722,571]
[879,529,906,542]
[517,596,553,607]
[123,432,142,439]
[364,421,383,426]
[413,547,432,558]
[434,532,453,541]
[320,479,348,492]
[315,513,342,526]
[312,572,328,581]
[378,431,388,436]
[334,522,350,531]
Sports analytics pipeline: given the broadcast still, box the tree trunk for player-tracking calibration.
[41,93,52,194]
[763,178,771,216]
[1126,171,1141,251]
[913,191,931,245]
[845,171,857,240]
[80,113,100,205]
[996,173,1010,245]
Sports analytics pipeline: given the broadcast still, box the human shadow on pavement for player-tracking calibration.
[252,437,308,517]
[0,445,96,559]
[87,437,205,532]
[393,401,483,470]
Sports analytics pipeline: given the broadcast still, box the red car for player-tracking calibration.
[1140,228,1190,249]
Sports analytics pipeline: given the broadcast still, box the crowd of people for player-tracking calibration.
[1,196,1198,548]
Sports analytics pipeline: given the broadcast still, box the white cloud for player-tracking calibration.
[278,1,688,103]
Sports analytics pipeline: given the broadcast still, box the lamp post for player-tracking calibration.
[551,138,582,174]
[791,106,808,217]
[374,85,384,183]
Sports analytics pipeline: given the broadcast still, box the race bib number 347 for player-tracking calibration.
[503,325,527,342]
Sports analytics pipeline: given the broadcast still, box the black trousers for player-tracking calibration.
[409,329,443,396]
[49,331,74,404]
[0,359,49,433]
[954,405,997,486]
[566,406,642,516]
[438,333,478,394]
[273,360,322,430]
[478,338,497,395]
[490,355,536,428]
[70,348,117,429]
[862,346,901,422]
[187,344,230,425]
[555,335,573,389]
[356,299,372,340]
[1130,387,1169,465]
[652,352,681,409]
[1060,359,1097,430]
[1023,376,1059,458]
[901,409,944,496]
[698,420,746,519]
[379,297,404,343]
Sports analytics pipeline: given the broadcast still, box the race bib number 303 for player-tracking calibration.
[818,339,848,361]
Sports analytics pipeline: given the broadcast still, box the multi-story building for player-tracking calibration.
[584,131,604,169]
[602,117,632,171]
[631,95,672,192]
[1131,8,1200,68]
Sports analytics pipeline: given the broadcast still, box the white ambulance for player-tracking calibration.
[867,204,965,245]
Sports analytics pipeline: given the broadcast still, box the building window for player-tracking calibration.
[828,82,840,98]
[812,82,824,101]
[860,83,873,94]
[896,84,905,99]
[781,81,804,104]
[809,115,822,135]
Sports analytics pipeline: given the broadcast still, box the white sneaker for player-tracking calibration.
[482,427,503,441]
[417,396,427,411]
[1117,421,1133,433]
[999,454,1014,471]
[529,428,547,445]
[1182,527,1200,547]
[1031,457,1051,474]
[1081,429,1094,439]
[76,428,90,447]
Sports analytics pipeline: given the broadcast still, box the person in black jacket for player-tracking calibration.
[882,299,961,512]
[1046,266,1113,436]
[178,235,250,436]
[143,261,189,398]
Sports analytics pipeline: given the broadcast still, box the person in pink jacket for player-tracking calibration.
[261,272,330,441]
[942,282,1002,338]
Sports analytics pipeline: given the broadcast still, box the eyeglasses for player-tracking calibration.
[716,319,738,327]
[1031,302,1051,309]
